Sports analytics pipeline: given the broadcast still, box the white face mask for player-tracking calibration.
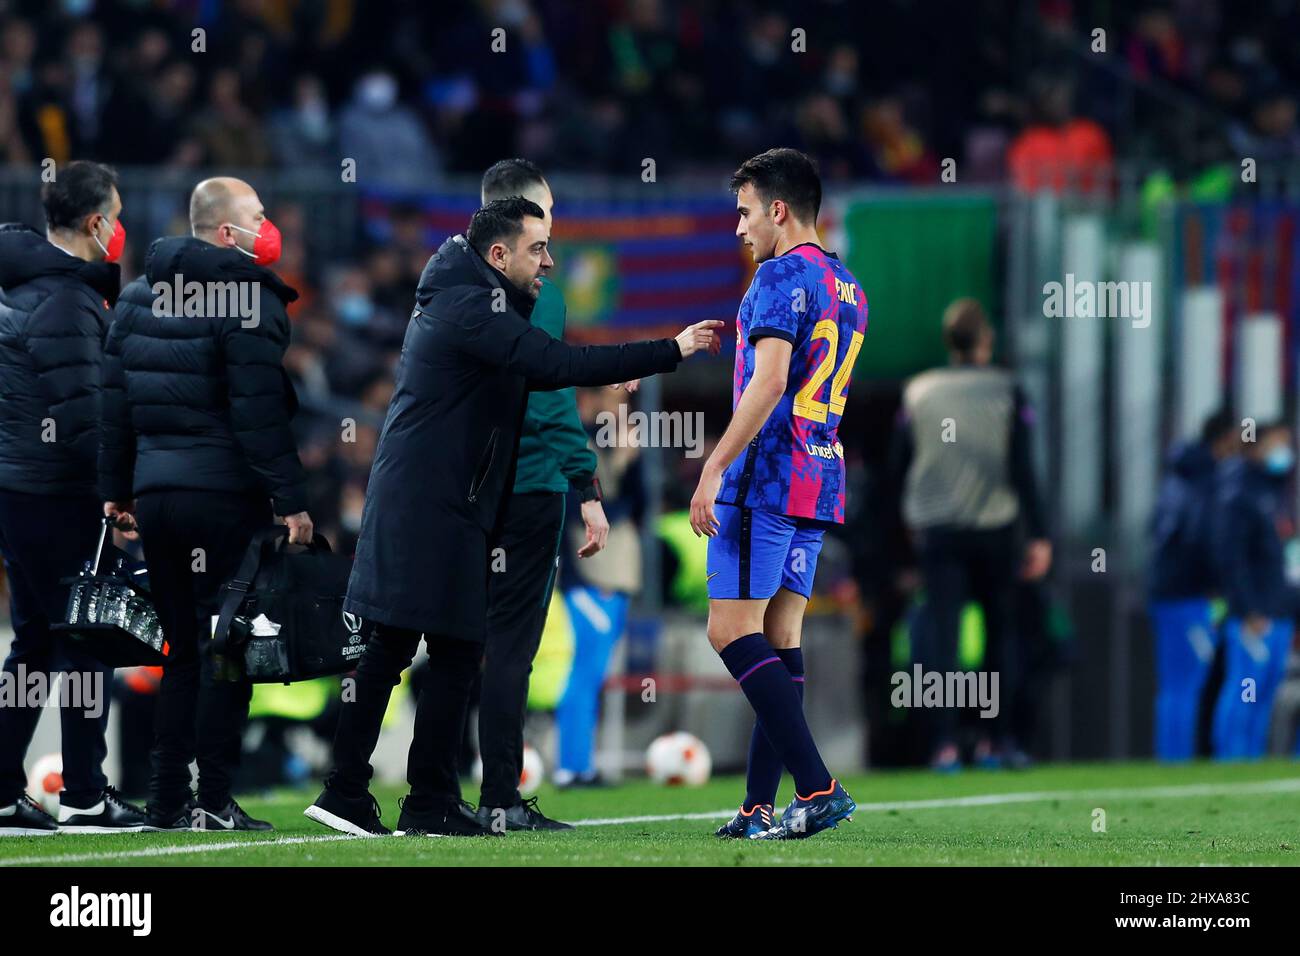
[358,74,396,111]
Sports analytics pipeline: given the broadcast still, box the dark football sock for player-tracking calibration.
[720,634,829,797]
[743,647,804,810]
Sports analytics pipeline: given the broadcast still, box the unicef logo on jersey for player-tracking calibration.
[804,440,844,460]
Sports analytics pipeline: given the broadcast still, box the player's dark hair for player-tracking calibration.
[41,161,118,231]
[482,158,547,201]
[467,197,546,258]
[942,297,991,355]
[729,148,821,224]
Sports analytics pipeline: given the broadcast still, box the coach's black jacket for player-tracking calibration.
[98,236,308,515]
[0,224,118,496]
[345,234,681,639]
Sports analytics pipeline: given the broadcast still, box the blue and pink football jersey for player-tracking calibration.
[716,243,868,524]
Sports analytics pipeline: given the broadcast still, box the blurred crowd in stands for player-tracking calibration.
[1,0,1298,187]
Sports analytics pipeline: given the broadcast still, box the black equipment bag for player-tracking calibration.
[211,528,363,683]
[54,517,168,667]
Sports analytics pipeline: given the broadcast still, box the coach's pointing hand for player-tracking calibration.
[674,320,724,359]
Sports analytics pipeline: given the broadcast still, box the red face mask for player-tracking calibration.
[230,219,282,266]
[94,217,126,263]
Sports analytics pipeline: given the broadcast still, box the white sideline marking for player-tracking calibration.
[0,834,365,866]
[4,777,1299,866]
[572,776,1300,825]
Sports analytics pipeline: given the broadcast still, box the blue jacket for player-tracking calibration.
[1211,456,1293,619]
[1148,441,1219,600]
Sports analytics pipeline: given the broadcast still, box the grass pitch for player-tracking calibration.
[2,759,1299,867]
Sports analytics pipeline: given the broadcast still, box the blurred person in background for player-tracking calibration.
[554,386,645,789]
[0,161,141,835]
[193,68,272,169]
[150,59,203,169]
[62,21,107,159]
[863,95,936,184]
[1228,85,1300,163]
[1006,72,1113,194]
[892,298,1050,771]
[268,74,337,171]
[1210,420,1298,759]
[1148,409,1238,760]
[337,70,440,189]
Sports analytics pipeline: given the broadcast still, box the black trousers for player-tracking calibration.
[915,523,1020,751]
[133,490,270,813]
[328,624,481,805]
[479,491,565,808]
[0,491,108,806]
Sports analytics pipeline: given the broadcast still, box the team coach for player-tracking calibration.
[100,177,314,832]
[307,197,720,837]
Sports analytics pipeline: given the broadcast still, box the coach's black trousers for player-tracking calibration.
[914,523,1020,752]
[479,491,565,808]
[0,491,108,807]
[328,624,481,805]
[134,490,270,814]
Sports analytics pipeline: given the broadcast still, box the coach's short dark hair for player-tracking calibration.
[467,197,546,258]
[729,148,821,224]
[482,158,547,201]
[42,161,119,231]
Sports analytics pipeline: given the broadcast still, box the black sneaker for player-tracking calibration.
[304,787,391,836]
[475,796,573,832]
[193,799,273,832]
[0,795,59,836]
[145,797,198,832]
[395,797,500,837]
[58,786,149,834]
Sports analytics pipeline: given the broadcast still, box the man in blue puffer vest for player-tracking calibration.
[1210,419,1297,759]
[1147,409,1238,760]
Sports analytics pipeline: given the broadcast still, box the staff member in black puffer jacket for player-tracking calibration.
[305,198,721,838]
[99,177,314,832]
[0,161,150,836]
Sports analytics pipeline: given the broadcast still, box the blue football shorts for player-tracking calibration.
[705,504,826,601]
